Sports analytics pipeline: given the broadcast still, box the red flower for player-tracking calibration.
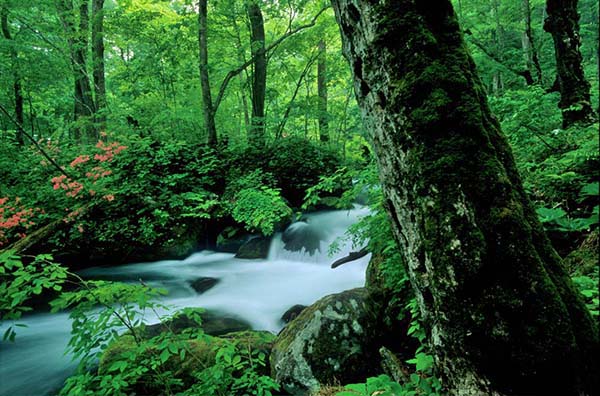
[70,155,90,168]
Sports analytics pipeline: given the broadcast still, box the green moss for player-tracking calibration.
[271,288,380,394]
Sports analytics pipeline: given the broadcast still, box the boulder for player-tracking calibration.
[143,308,251,338]
[189,277,220,294]
[270,288,380,395]
[216,227,251,253]
[281,304,307,324]
[235,236,271,259]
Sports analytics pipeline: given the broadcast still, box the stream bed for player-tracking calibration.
[0,207,371,396]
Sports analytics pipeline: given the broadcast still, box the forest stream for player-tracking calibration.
[0,206,371,396]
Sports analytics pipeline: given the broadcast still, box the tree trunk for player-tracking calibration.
[318,39,329,142]
[490,0,504,95]
[57,0,97,144]
[197,0,217,146]
[1,2,24,145]
[247,0,266,147]
[522,0,543,84]
[230,11,250,131]
[91,0,106,132]
[544,0,597,128]
[332,1,598,395]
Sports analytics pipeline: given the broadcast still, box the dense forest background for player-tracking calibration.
[0,0,598,395]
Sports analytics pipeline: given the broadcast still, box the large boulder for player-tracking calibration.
[270,288,380,394]
[235,236,271,259]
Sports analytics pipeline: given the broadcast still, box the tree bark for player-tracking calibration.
[57,0,97,144]
[544,0,597,128]
[1,2,24,145]
[247,0,266,147]
[332,1,598,395]
[197,0,217,146]
[317,39,329,142]
[522,0,543,84]
[91,0,106,131]
[230,10,250,131]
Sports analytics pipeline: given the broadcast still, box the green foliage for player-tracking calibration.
[227,138,340,208]
[231,186,292,236]
[336,374,404,396]
[0,251,67,342]
[302,166,351,210]
[184,338,279,396]
[572,269,599,318]
[536,181,599,233]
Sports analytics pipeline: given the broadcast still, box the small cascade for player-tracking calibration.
[267,205,370,263]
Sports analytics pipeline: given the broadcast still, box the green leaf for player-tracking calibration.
[536,207,566,223]
[159,348,171,364]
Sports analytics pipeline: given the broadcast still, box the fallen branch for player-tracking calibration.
[331,247,368,269]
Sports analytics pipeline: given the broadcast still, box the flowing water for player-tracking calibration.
[0,207,371,396]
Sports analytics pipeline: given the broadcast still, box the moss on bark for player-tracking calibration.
[331,1,599,395]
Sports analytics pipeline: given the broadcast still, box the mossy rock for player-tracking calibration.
[235,236,272,259]
[143,308,251,338]
[217,226,252,253]
[270,288,380,395]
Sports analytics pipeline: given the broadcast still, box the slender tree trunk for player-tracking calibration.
[332,1,598,395]
[1,2,24,145]
[544,0,597,127]
[522,0,543,84]
[317,39,329,142]
[276,52,319,139]
[58,0,97,144]
[197,0,217,146]
[491,0,504,95]
[230,12,250,131]
[91,0,106,132]
[247,0,266,147]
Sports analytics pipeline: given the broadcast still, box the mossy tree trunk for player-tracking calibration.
[318,39,329,142]
[91,0,106,132]
[247,0,266,147]
[544,0,597,128]
[197,0,217,146]
[331,1,598,395]
[521,0,542,84]
[58,0,97,144]
[1,1,24,145]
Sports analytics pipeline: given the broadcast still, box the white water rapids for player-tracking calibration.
[0,206,371,396]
